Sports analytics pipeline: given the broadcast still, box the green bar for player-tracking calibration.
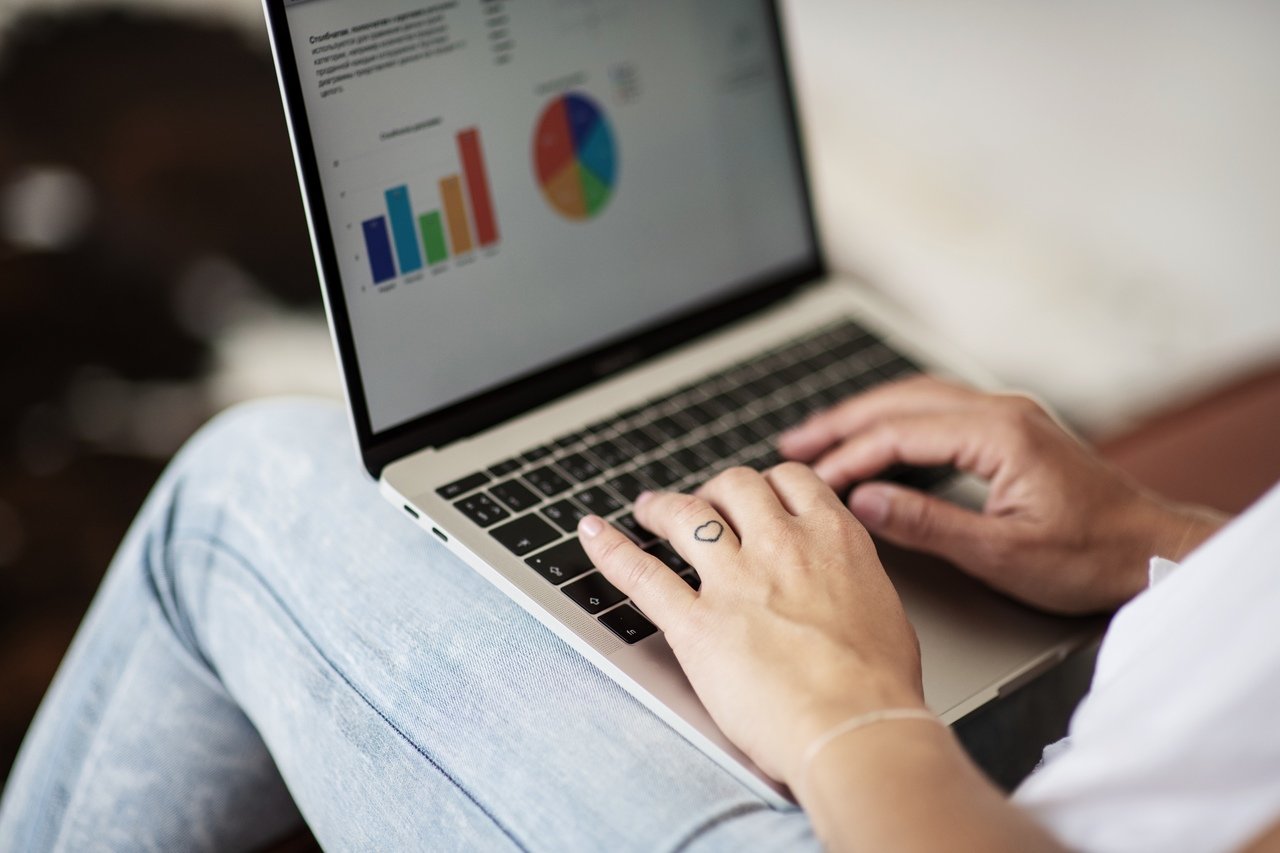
[419,211,448,265]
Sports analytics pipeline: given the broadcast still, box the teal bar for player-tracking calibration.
[385,185,422,273]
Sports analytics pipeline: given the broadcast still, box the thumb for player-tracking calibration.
[849,482,1000,573]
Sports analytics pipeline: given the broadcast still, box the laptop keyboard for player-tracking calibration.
[434,319,950,645]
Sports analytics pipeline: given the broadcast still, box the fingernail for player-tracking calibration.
[851,488,890,526]
[635,491,654,507]
[579,515,604,537]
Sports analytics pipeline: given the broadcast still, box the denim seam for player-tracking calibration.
[171,530,528,852]
[668,801,775,853]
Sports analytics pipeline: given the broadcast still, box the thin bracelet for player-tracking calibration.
[798,708,943,791]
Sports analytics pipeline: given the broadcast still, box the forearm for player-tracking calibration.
[797,720,1064,853]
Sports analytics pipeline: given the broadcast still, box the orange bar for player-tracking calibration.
[440,175,473,255]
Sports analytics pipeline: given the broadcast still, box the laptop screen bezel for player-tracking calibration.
[263,0,826,477]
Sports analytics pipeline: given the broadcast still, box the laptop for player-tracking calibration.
[263,0,1090,804]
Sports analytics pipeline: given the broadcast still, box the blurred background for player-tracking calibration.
[1,0,1277,798]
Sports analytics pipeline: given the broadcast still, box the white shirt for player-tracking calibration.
[1013,482,1280,852]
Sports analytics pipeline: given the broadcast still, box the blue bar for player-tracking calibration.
[362,216,397,284]
[384,185,423,273]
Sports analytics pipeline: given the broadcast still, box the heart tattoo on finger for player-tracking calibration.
[693,520,725,543]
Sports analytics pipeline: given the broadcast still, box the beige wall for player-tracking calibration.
[784,0,1280,432]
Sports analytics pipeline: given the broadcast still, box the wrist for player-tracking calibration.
[784,667,927,789]
[798,715,959,846]
[1103,495,1229,606]
[1139,497,1229,563]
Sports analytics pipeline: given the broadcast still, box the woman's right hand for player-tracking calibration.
[779,375,1227,614]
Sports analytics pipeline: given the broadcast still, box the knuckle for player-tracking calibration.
[620,552,658,590]
[890,491,942,537]
[716,466,757,487]
[871,420,903,450]
[772,460,810,478]
[670,494,709,526]
[977,527,1022,570]
[1001,394,1045,424]
[595,533,633,566]
[898,497,939,540]
[824,500,859,528]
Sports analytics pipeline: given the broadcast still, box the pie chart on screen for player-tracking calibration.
[533,92,617,220]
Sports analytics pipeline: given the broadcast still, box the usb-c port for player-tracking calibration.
[431,528,448,542]
[403,505,419,519]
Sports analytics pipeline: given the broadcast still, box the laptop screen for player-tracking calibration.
[282,0,814,434]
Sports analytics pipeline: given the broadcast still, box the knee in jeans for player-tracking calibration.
[175,397,349,482]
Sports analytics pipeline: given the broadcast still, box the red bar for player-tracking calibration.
[457,127,499,247]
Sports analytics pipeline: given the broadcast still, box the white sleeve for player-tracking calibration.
[1012,483,1280,853]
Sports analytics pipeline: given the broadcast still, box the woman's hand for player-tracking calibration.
[779,375,1227,614]
[578,464,924,787]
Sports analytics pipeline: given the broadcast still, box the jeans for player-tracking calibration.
[0,400,818,852]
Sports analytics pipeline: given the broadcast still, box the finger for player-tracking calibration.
[810,410,1010,491]
[777,375,978,462]
[633,491,740,579]
[849,482,1008,581]
[578,515,696,630]
[694,466,789,537]
[761,461,845,515]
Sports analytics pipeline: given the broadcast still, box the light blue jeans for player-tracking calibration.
[0,400,818,851]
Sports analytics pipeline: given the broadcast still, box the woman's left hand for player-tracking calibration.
[577,463,925,787]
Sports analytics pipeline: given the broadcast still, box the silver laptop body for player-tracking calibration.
[264,0,1091,804]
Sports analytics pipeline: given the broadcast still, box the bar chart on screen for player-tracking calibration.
[359,126,501,287]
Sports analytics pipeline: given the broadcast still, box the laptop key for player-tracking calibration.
[524,465,572,498]
[561,571,627,614]
[720,427,752,452]
[700,433,734,459]
[525,538,592,585]
[755,448,785,469]
[645,542,690,572]
[649,415,685,441]
[668,408,702,430]
[436,471,489,500]
[813,384,844,408]
[670,447,708,476]
[584,439,628,469]
[607,473,647,502]
[877,356,919,381]
[639,460,680,488]
[702,393,735,416]
[491,514,560,556]
[542,499,587,533]
[681,399,718,425]
[618,427,661,453]
[453,493,510,528]
[557,452,601,482]
[599,605,658,644]
[738,417,771,443]
[614,513,657,546]
[554,430,587,449]
[679,569,702,591]
[490,479,539,512]
[574,485,623,515]
[488,458,522,478]
[521,445,553,464]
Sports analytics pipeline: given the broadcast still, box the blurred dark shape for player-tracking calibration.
[0,5,320,305]
[0,5,322,792]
